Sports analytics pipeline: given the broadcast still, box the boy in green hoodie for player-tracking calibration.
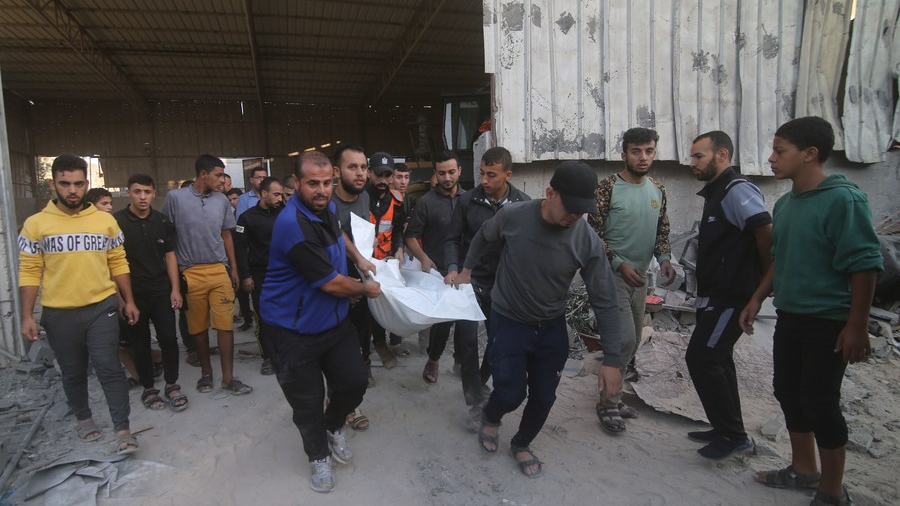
[740,117,883,506]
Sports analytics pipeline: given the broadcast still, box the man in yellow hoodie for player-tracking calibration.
[18,154,141,455]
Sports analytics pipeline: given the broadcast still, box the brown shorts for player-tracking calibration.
[182,263,235,334]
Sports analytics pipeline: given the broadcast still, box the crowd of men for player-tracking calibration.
[17,117,882,506]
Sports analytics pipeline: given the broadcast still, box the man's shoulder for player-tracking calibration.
[648,176,666,192]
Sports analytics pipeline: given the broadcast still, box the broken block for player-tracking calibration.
[27,340,56,366]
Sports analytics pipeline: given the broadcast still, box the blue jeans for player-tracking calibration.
[482,310,569,448]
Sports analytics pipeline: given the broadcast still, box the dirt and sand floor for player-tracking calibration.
[1,317,898,506]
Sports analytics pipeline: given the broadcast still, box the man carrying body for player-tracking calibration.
[115,173,188,412]
[685,131,772,459]
[455,161,622,478]
[366,152,407,367]
[260,151,381,493]
[234,176,284,376]
[19,154,141,454]
[740,117,882,506]
[588,127,675,434]
[405,150,473,386]
[163,154,252,395]
[444,146,530,429]
[236,166,267,218]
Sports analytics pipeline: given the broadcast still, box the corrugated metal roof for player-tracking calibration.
[0,0,488,105]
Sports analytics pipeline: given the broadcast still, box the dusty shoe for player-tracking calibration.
[309,456,334,493]
[465,404,483,433]
[373,342,397,369]
[327,426,353,465]
[697,436,755,460]
[260,358,274,376]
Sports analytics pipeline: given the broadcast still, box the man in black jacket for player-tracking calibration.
[686,131,772,460]
[234,177,285,375]
[444,147,531,431]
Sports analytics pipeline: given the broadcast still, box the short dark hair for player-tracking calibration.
[294,151,332,178]
[247,167,267,179]
[622,128,659,151]
[481,147,512,170]
[282,174,295,189]
[85,187,112,204]
[127,173,155,189]
[225,188,243,197]
[223,173,232,180]
[775,116,834,163]
[259,176,280,192]
[195,154,225,176]
[180,179,193,188]
[434,150,460,166]
[394,162,409,173]
[693,131,734,161]
[333,145,366,167]
[51,155,87,179]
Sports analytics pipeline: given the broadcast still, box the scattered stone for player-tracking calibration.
[847,425,875,453]
[0,398,17,412]
[869,306,898,325]
[665,290,687,307]
[44,368,61,382]
[760,417,785,441]
[754,441,781,458]
[27,340,56,366]
[870,334,891,359]
[883,420,900,432]
[651,310,680,332]
[15,363,46,376]
[867,444,892,459]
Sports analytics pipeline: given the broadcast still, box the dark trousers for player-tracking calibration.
[237,285,253,323]
[474,285,493,384]
[482,310,568,448]
[264,318,368,462]
[348,298,371,361]
[123,293,180,388]
[773,311,849,450]
[250,276,270,359]
[42,295,131,432]
[685,306,746,439]
[427,321,463,362]
[369,316,402,346]
[439,319,483,406]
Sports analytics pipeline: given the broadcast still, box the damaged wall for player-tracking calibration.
[484,0,898,173]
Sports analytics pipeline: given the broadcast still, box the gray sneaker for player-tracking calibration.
[309,456,334,493]
[327,426,353,464]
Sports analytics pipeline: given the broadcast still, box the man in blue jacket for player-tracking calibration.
[260,151,381,494]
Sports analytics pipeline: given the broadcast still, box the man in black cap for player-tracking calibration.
[454,161,623,479]
[366,152,407,367]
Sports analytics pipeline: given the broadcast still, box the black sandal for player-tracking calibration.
[509,445,543,478]
[164,384,189,411]
[197,374,213,393]
[141,388,166,410]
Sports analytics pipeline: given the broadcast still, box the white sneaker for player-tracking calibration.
[327,426,353,464]
[309,456,334,493]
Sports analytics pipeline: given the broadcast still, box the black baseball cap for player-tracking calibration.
[369,152,395,176]
[549,161,599,214]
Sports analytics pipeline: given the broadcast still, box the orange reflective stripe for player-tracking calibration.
[371,192,402,260]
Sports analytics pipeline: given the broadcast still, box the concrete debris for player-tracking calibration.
[27,340,56,367]
[15,364,46,376]
[760,416,785,442]
[753,441,781,458]
[847,425,875,453]
[664,290,686,307]
[867,444,892,459]
[869,334,892,359]
[869,306,898,325]
[651,310,681,332]
[0,399,17,412]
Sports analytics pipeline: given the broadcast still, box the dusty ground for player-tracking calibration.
[1,322,898,506]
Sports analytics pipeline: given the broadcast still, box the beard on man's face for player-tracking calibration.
[56,188,84,209]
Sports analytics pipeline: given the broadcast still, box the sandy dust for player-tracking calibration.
[3,322,899,506]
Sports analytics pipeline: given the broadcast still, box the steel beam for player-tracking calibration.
[22,0,147,111]
[242,0,269,157]
[370,0,450,104]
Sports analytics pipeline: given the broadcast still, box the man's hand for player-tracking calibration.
[122,302,140,326]
[597,365,622,400]
[242,278,254,294]
[618,263,646,287]
[738,300,761,335]
[443,269,458,286]
[659,260,676,286]
[21,316,39,342]
[393,247,405,266]
[420,257,436,273]
[230,269,240,290]
[170,289,183,310]
[363,280,382,299]
[357,258,377,278]
[835,322,871,364]
[452,269,472,289]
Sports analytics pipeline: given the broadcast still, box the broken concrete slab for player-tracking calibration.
[760,416,785,442]
[665,290,687,307]
[27,340,56,367]
[869,306,898,325]
[651,310,680,332]
[847,425,875,453]
[15,363,46,376]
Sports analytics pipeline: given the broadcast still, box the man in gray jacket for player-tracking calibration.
[455,161,623,479]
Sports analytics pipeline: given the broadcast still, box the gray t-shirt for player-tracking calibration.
[463,199,623,366]
[162,186,236,270]
[331,191,370,240]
